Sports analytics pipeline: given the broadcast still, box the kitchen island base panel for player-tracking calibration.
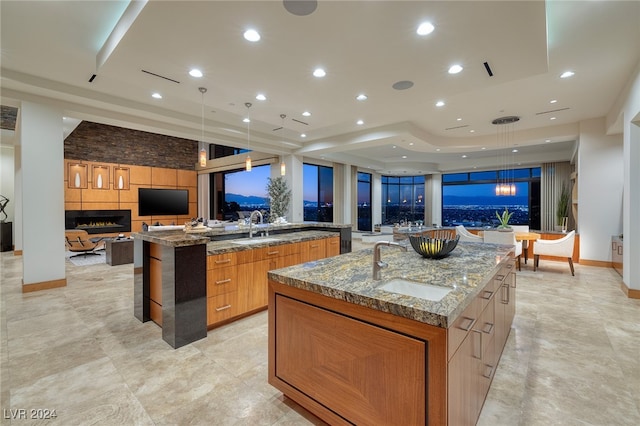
[274,294,426,425]
[268,280,447,426]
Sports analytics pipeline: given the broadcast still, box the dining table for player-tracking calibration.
[515,232,541,264]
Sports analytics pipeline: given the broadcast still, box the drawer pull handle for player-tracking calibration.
[483,364,495,379]
[458,316,476,332]
[481,290,493,300]
[267,251,280,255]
[473,330,482,360]
[495,274,505,281]
[215,259,231,264]
[482,322,494,334]
[311,244,319,248]
[215,278,231,285]
[215,304,231,312]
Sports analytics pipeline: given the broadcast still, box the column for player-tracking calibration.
[20,102,66,291]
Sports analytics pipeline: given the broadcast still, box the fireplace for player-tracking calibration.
[65,210,132,234]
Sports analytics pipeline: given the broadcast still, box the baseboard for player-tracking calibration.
[621,282,640,299]
[22,278,67,293]
[578,259,611,268]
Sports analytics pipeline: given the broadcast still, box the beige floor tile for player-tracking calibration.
[2,248,640,425]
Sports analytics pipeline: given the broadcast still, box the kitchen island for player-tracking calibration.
[268,241,516,426]
[132,223,351,348]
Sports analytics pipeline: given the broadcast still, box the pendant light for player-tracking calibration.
[279,113,286,176]
[198,87,207,167]
[245,102,252,171]
[492,115,519,196]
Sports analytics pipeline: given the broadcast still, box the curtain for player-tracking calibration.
[540,162,573,231]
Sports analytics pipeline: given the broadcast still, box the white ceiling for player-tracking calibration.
[1,0,638,174]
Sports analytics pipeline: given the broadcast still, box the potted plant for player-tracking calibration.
[495,208,513,230]
[556,182,570,231]
[266,176,291,223]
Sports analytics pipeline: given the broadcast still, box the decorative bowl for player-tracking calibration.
[408,233,460,259]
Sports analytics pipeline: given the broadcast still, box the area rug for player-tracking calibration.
[65,250,106,266]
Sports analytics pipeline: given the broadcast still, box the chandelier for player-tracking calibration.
[492,115,520,196]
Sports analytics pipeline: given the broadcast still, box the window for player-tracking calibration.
[357,172,372,231]
[303,163,333,222]
[441,167,541,228]
[381,175,425,224]
[212,165,270,221]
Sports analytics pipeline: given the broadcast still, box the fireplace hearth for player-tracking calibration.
[65,210,132,234]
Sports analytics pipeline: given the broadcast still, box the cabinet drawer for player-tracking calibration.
[253,243,294,261]
[207,266,238,296]
[207,252,238,269]
[448,296,481,360]
[326,236,341,257]
[207,292,239,325]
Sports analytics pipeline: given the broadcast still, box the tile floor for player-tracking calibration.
[1,243,639,425]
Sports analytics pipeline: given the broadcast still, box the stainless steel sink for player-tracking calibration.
[379,279,452,301]
[231,237,281,245]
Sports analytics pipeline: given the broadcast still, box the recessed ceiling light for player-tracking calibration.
[356,94,368,101]
[356,119,364,125]
[152,93,162,99]
[436,148,441,152]
[392,145,397,149]
[545,139,551,143]
[469,129,475,133]
[512,149,518,153]
[313,68,326,78]
[461,154,467,158]
[243,29,261,42]
[560,71,574,78]
[481,147,486,150]
[300,133,307,138]
[448,64,463,74]
[435,100,445,107]
[302,111,311,117]
[550,99,558,104]
[550,117,556,120]
[416,22,435,36]
[243,118,250,123]
[409,142,414,146]
[402,155,407,159]
[189,69,203,78]
[255,93,266,101]
[457,117,462,121]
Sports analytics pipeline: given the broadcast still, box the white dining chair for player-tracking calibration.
[455,225,483,243]
[483,230,522,270]
[533,231,576,276]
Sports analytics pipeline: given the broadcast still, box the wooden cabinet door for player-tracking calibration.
[448,329,482,426]
[301,239,326,262]
[275,295,426,425]
[325,236,341,257]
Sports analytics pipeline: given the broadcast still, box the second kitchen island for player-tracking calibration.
[268,241,516,426]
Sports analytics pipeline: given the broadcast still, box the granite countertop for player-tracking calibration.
[133,224,340,254]
[206,230,338,255]
[268,242,513,328]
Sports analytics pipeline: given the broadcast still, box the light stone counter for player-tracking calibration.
[268,241,513,328]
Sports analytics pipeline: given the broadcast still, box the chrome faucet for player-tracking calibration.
[249,210,263,238]
[373,241,407,280]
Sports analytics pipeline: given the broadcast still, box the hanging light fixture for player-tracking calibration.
[245,102,252,171]
[492,115,519,196]
[198,87,207,167]
[279,113,286,176]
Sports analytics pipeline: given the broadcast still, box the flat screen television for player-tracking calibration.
[138,188,189,216]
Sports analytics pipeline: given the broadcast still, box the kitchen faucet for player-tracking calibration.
[249,210,263,239]
[373,241,407,280]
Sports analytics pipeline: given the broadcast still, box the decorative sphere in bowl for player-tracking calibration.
[408,233,460,259]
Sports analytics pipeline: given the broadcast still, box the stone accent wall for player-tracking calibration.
[64,121,197,170]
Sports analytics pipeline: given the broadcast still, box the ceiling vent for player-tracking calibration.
[445,124,470,130]
[483,62,494,77]
[535,107,569,115]
[141,69,180,84]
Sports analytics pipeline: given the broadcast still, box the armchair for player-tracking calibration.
[65,230,101,257]
[455,225,483,243]
[483,230,522,271]
[533,231,576,276]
